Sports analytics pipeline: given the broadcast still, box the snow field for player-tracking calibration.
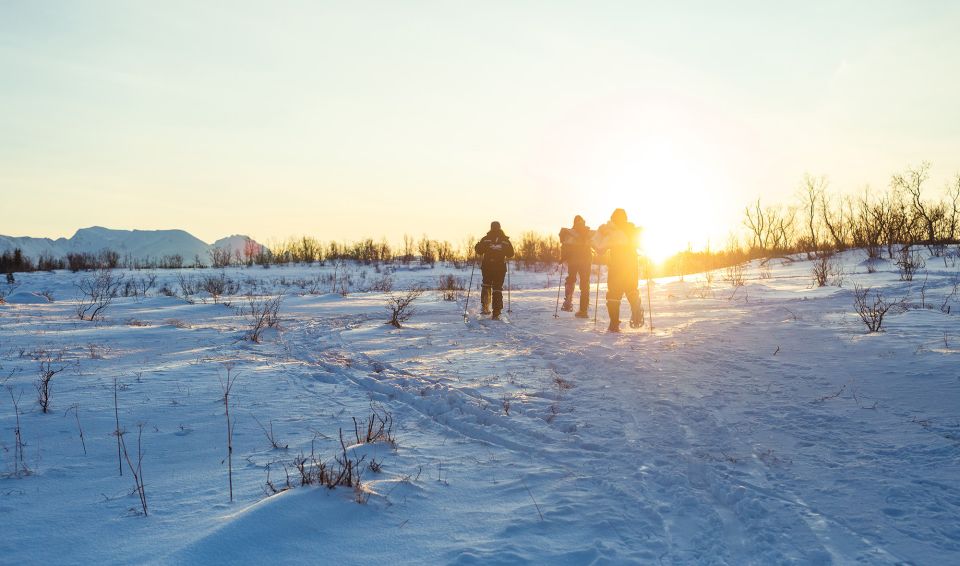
[1,252,959,564]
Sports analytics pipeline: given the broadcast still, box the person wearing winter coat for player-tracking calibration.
[593,208,644,332]
[558,215,593,317]
[474,221,515,319]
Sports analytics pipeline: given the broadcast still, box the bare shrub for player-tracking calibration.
[7,389,29,476]
[119,423,148,516]
[65,403,87,455]
[75,269,124,320]
[853,283,904,332]
[245,294,284,342]
[896,246,926,281]
[176,273,198,302]
[812,255,831,287]
[201,272,240,304]
[691,280,712,299]
[438,274,465,301]
[36,359,66,413]
[723,263,745,287]
[264,463,294,496]
[166,318,192,329]
[365,274,394,293]
[135,273,157,297]
[352,406,396,447]
[254,416,288,450]
[941,275,959,314]
[289,430,365,497]
[386,287,424,328]
[219,365,238,502]
[758,262,772,279]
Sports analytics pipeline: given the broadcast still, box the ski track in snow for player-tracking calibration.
[1,252,959,564]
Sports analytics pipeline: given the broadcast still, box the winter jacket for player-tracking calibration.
[559,225,594,265]
[593,220,640,281]
[475,230,515,268]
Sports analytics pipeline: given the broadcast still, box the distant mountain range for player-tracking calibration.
[0,227,264,263]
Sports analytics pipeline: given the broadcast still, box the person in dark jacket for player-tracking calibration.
[593,208,644,332]
[474,221,515,319]
[559,215,593,317]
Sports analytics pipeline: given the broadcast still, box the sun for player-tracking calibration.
[581,139,725,264]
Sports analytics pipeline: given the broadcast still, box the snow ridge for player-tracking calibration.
[0,226,262,263]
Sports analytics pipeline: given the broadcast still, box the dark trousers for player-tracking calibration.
[481,263,506,313]
[564,261,591,311]
[606,269,643,323]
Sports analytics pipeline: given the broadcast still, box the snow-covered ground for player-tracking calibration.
[1,251,959,564]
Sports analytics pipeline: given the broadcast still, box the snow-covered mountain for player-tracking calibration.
[210,234,267,258]
[0,226,263,264]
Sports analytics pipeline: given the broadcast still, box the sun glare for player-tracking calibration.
[581,139,724,265]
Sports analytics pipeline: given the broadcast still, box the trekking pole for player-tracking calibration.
[553,263,565,318]
[463,255,477,322]
[593,262,601,328]
[647,275,654,333]
[646,258,654,333]
[506,260,512,313]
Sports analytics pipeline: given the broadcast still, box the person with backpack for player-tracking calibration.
[474,221,515,319]
[559,215,593,318]
[593,208,644,332]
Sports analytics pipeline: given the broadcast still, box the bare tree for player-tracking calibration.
[75,269,124,321]
[799,174,827,252]
[893,162,937,245]
[819,192,849,251]
[401,234,415,265]
[209,246,232,268]
[243,237,260,267]
[946,173,960,243]
[744,199,768,251]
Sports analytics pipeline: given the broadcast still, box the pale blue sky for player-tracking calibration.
[2,1,958,256]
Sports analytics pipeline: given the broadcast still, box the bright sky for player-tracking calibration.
[2,1,959,260]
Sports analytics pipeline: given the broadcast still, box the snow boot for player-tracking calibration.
[480,284,493,315]
[576,294,589,318]
[629,298,644,329]
[606,301,621,332]
[492,309,501,320]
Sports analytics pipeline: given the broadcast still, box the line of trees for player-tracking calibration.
[1,232,563,274]
[660,163,960,278]
[742,163,959,259]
